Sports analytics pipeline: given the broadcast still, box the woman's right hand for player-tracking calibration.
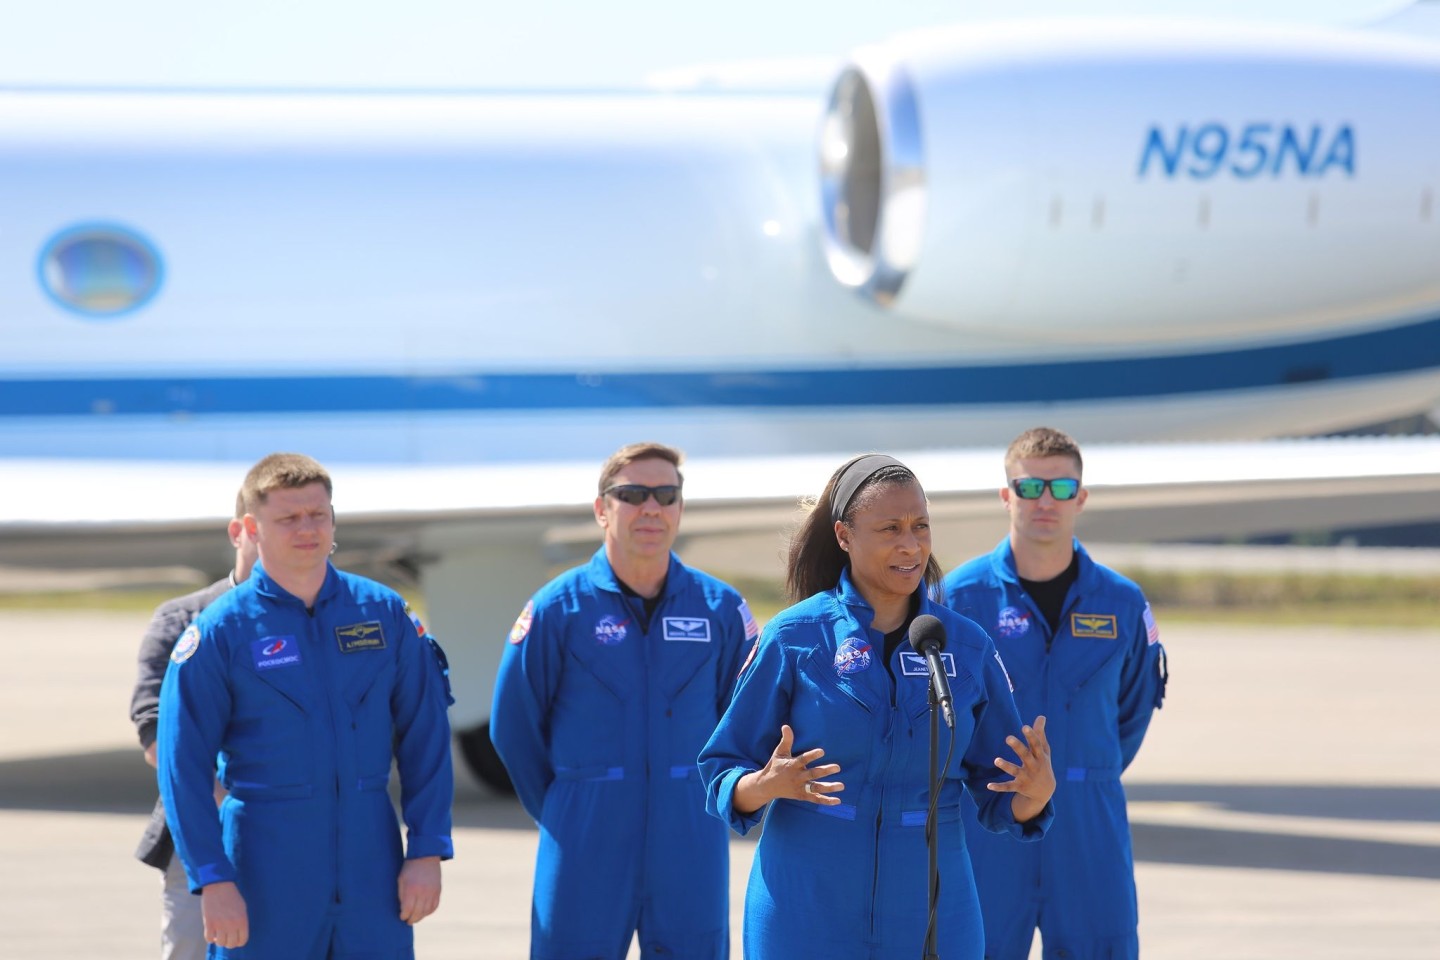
[732,724,843,814]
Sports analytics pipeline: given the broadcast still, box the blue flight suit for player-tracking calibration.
[698,570,1053,960]
[490,547,755,960]
[944,539,1168,960]
[158,561,455,960]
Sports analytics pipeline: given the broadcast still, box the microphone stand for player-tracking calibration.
[923,681,941,960]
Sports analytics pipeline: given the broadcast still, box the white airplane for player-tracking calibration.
[4,9,1440,785]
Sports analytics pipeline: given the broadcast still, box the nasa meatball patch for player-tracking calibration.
[834,637,873,676]
[996,605,1031,639]
[594,615,629,646]
[170,625,201,664]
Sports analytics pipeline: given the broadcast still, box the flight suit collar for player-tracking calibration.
[585,545,685,600]
[249,560,342,607]
[833,565,874,614]
[990,537,1096,588]
[828,568,936,715]
[832,565,931,625]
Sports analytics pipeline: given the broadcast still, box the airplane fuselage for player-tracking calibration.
[2,19,1439,464]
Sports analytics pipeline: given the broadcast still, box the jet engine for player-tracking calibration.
[820,20,1440,347]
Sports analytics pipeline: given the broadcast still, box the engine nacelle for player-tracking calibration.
[820,20,1440,347]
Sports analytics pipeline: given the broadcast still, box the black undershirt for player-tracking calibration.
[1019,552,1080,646]
[882,592,922,683]
[618,577,666,632]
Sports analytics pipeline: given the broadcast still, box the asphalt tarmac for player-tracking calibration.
[1,611,1436,959]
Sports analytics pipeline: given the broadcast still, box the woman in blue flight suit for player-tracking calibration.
[699,454,1056,959]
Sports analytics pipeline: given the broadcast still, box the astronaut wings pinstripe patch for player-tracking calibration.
[663,617,711,642]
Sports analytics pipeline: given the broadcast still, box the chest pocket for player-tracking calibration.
[793,648,884,774]
[545,638,630,772]
[225,662,313,797]
[347,653,398,786]
[661,639,722,766]
[1058,632,1127,700]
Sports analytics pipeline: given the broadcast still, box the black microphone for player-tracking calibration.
[909,614,954,729]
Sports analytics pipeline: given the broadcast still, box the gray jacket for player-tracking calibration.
[130,575,234,870]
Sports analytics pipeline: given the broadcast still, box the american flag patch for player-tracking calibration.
[737,599,760,641]
[1143,603,1160,646]
[738,638,759,678]
[994,651,1014,692]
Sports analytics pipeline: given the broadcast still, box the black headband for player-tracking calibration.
[830,454,907,524]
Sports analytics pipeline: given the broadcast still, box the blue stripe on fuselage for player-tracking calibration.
[4,314,1439,417]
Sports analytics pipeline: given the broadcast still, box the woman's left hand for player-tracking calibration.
[986,715,1055,822]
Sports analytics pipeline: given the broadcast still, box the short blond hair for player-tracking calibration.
[597,442,684,495]
[241,453,333,513]
[1005,427,1083,477]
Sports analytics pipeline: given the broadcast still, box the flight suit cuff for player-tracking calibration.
[717,768,765,836]
[1007,799,1055,842]
[192,859,238,893]
[406,834,455,861]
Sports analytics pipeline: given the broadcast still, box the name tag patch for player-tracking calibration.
[1071,613,1118,639]
[899,651,956,678]
[663,617,711,642]
[336,621,387,653]
[252,635,302,671]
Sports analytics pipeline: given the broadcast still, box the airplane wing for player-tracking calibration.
[9,435,1439,574]
[7,13,1440,788]
[6,433,1439,790]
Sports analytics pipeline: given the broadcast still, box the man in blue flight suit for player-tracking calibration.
[158,452,454,958]
[490,441,757,960]
[944,427,1167,960]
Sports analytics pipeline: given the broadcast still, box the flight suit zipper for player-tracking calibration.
[307,603,344,906]
[622,585,668,930]
[868,670,898,940]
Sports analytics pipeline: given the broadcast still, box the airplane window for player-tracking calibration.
[38,224,163,318]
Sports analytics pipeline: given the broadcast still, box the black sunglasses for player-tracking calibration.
[1010,477,1081,501]
[604,484,682,507]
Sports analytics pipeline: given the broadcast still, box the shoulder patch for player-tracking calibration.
[994,650,1014,692]
[170,625,201,664]
[508,600,534,644]
[737,599,760,641]
[428,636,455,706]
[1143,603,1160,646]
[737,637,759,678]
[404,603,429,639]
